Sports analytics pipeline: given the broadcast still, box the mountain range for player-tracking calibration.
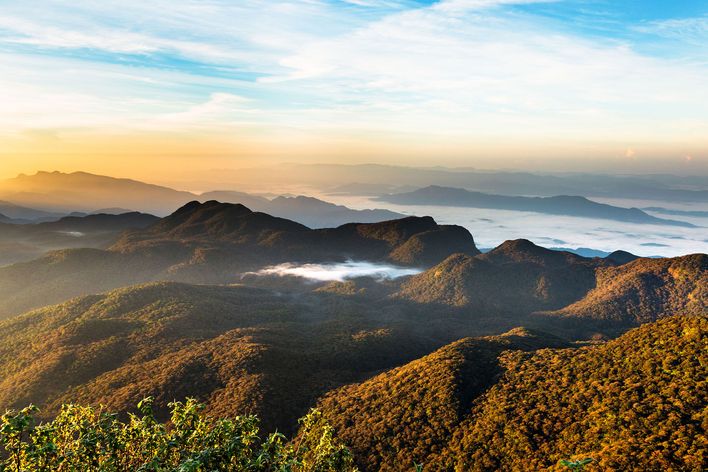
[377,185,696,226]
[0,196,703,471]
[0,201,478,318]
[186,163,708,203]
[0,200,702,328]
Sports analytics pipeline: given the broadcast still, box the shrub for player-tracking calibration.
[0,398,357,471]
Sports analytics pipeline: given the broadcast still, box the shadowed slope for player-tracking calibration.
[0,212,158,266]
[0,281,497,434]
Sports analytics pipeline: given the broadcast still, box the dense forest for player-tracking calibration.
[318,315,707,471]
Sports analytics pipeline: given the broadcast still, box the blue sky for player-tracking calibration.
[0,0,706,176]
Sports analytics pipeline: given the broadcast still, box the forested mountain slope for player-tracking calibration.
[317,315,707,471]
[316,328,569,471]
[396,240,605,312]
[540,253,707,323]
[396,240,706,330]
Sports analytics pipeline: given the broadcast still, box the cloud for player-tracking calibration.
[246,261,423,282]
[156,93,253,127]
[433,0,556,13]
[634,16,708,46]
[0,0,706,161]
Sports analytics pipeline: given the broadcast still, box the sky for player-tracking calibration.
[0,0,707,179]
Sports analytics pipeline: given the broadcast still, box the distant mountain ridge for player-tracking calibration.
[377,185,695,226]
[0,200,63,222]
[200,191,404,228]
[1,171,194,216]
[210,163,707,202]
[0,171,405,227]
[0,212,159,266]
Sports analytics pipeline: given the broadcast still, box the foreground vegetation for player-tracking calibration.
[0,398,356,471]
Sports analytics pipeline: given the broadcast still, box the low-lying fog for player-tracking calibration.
[319,194,708,257]
[248,261,423,282]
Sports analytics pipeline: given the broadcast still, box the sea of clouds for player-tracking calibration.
[321,195,708,258]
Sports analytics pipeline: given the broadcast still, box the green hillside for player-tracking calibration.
[317,315,707,471]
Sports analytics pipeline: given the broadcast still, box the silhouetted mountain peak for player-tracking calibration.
[485,239,572,264]
[344,215,438,243]
[139,200,308,242]
[172,200,252,219]
[606,249,640,265]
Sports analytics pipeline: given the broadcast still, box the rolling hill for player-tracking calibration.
[396,240,706,331]
[538,253,707,324]
[316,328,570,471]
[395,240,603,313]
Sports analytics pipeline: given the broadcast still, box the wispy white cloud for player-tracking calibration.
[433,0,555,13]
[633,15,708,47]
[247,260,422,282]
[0,0,706,164]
